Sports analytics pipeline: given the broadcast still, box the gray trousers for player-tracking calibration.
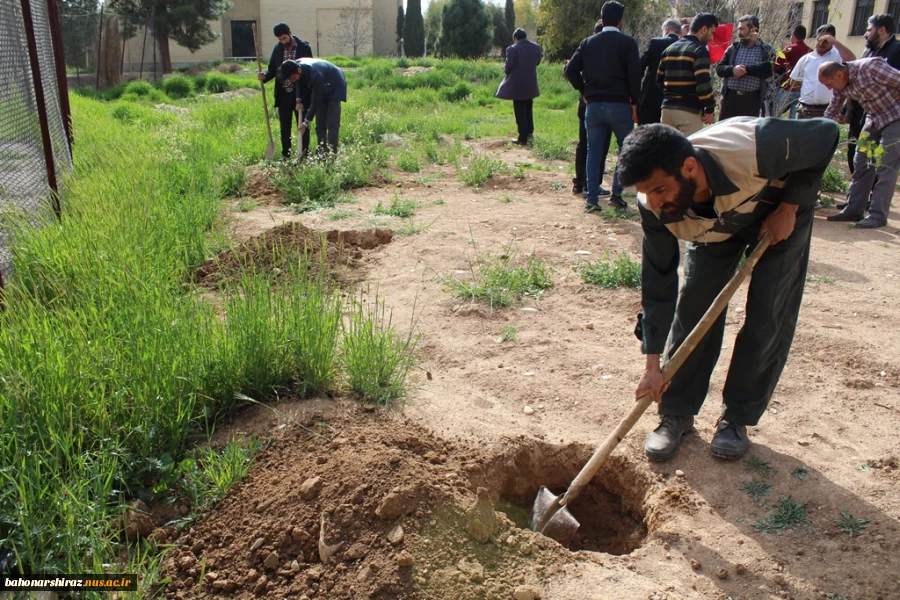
[315,98,342,154]
[659,205,814,426]
[844,118,900,222]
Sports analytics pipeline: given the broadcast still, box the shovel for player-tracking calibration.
[532,233,772,546]
[252,23,277,161]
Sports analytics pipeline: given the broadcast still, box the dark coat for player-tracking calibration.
[262,36,313,105]
[714,40,777,99]
[639,33,679,108]
[495,39,543,101]
[294,58,347,121]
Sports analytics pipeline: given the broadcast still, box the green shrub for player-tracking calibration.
[205,73,231,94]
[273,159,344,209]
[396,149,421,172]
[101,82,127,101]
[822,166,848,193]
[162,75,195,99]
[443,248,554,308]
[459,154,508,187]
[110,102,151,123]
[124,80,154,96]
[193,73,209,91]
[374,193,418,217]
[441,81,473,102]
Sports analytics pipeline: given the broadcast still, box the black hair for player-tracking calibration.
[617,124,695,188]
[690,13,719,34]
[513,28,527,40]
[792,25,807,39]
[869,13,896,35]
[600,1,625,28]
[594,20,603,33]
[279,59,301,79]
[273,22,290,37]
[738,14,760,31]
[816,23,836,36]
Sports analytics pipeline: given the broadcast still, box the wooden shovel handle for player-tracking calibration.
[252,22,276,146]
[560,233,772,506]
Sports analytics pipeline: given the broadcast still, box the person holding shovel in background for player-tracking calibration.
[617,117,839,461]
[279,58,347,155]
[258,23,313,160]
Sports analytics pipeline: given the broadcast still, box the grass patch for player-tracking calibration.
[791,466,809,480]
[500,326,517,342]
[396,150,421,173]
[745,456,777,479]
[414,173,442,184]
[432,197,446,206]
[341,292,419,405]
[601,206,639,220]
[575,251,641,289]
[834,511,871,537]
[327,209,353,220]
[442,246,554,309]
[236,198,258,212]
[498,194,514,203]
[396,218,434,237]
[459,154,508,187]
[740,479,773,503]
[374,193,418,218]
[754,496,809,534]
[551,181,567,191]
[806,274,835,284]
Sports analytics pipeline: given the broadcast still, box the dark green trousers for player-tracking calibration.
[659,205,813,426]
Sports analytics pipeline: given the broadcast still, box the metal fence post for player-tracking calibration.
[19,0,61,219]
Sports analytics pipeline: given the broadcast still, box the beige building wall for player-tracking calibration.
[783,0,897,58]
[372,0,400,55]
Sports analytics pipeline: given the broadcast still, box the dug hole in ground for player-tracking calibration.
[163,139,900,600]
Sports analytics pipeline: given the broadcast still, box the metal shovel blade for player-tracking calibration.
[531,486,580,547]
[264,141,276,161]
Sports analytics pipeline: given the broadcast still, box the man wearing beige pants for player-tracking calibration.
[657,13,719,135]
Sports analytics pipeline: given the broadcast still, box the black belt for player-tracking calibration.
[799,102,828,109]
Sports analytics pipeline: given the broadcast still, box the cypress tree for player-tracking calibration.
[403,0,425,57]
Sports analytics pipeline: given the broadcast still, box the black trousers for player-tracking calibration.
[277,95,310,158]
[513,99,534,142]
[638,104,662,126]
[659,205,814,426]
[315,98,342,154]
[574,100,612,188]
[719,90,761,120]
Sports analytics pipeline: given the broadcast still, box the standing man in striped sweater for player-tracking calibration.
[656,13,719,136]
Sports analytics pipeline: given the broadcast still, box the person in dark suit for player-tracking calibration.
[638,18,682,126]
[280,58,347,155]
[495,29,543,145]
[258,23,313,159]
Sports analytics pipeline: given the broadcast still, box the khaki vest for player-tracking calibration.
[638,118,785,243]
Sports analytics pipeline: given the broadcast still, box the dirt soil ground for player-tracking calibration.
[164,140,900,600]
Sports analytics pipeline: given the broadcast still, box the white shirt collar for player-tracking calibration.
[602,26,620,32]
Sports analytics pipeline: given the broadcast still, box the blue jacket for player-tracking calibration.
[293,58,347,121]
[495,39,542,101]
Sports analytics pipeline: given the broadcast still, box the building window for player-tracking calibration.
[810,0,829,34]
[889,0,900,27]
[790,3,804,28]
[850,0,875,36]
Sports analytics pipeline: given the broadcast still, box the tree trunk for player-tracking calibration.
[99,16,122,88]
[154,18,173,73]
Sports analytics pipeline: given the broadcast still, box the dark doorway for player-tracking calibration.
[231,20,256,58]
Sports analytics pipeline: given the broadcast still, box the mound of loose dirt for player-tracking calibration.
[194,223,393,288]
[160,407,669,600]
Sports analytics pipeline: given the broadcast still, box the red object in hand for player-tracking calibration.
[708,24,734,64]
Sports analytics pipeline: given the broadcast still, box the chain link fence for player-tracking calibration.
[0,0,72,283]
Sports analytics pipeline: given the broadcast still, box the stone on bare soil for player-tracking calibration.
[458,559,485,583]
[396,550,414,567]
[264,551,280,571]
[246,569,259,582]
[343,542,366,561]
[253,575,268,594]
[375,490,417,520]
[465,487,502,543]
[300,476,323,500]
[387,524,405,545]
[716,568,728,579]
[123,500,155,540]
[291,527,311,543]
[735,563,747,575]
[690,559,701,570]
[250,537,266,552]
[513,585,542,600]
[177,554,196,571]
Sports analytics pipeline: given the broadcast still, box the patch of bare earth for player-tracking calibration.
[170,139,899,599]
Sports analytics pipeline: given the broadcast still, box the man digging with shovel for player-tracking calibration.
[618,118,839,461]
